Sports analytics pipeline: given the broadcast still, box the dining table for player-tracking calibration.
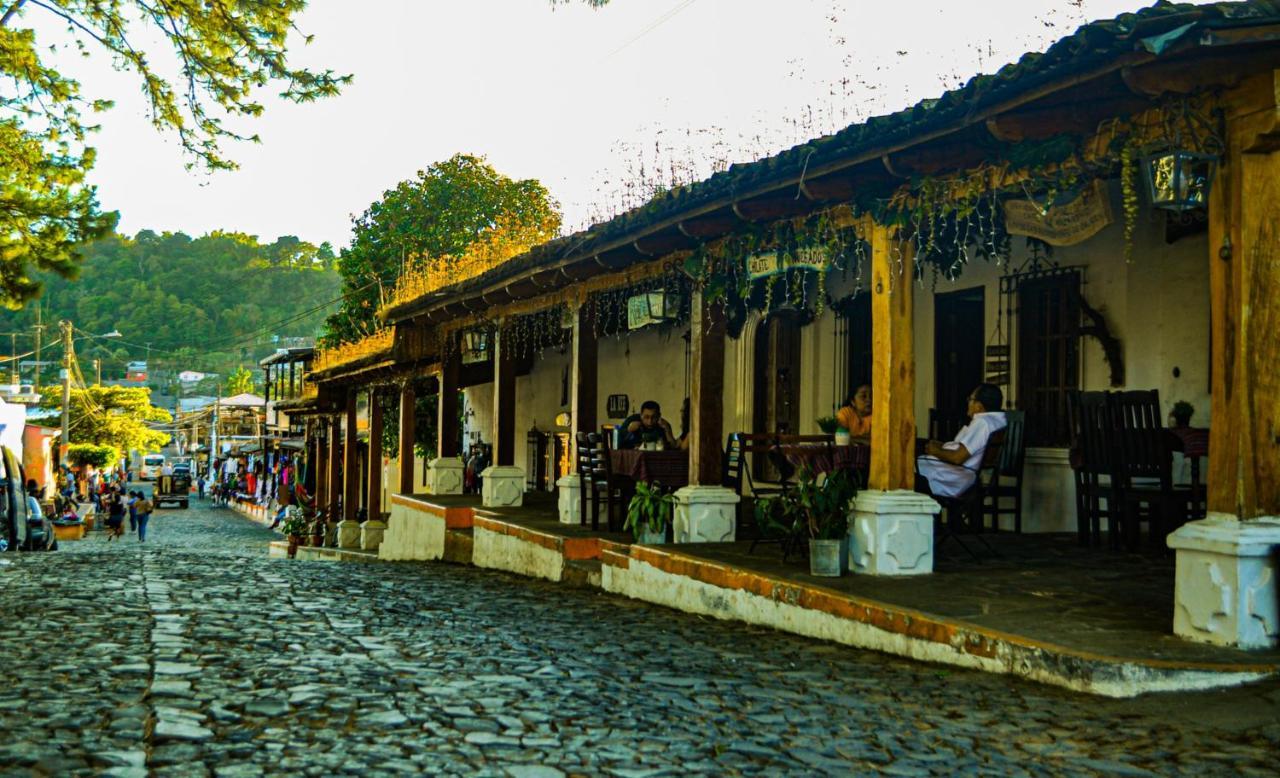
[609,448,690,489]
[777,442,870,477]
[1166,426,1209,490]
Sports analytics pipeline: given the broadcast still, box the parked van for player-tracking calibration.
[0,446,53,552]
[140,454,166,481]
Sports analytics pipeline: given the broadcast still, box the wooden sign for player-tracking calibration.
[1004,179,1113,247]
[746,247,829,280]
[626,292,681,330]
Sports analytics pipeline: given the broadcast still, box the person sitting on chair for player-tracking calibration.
[916,383,1006,498]
[620,400,679,450]
[836,384,873,441]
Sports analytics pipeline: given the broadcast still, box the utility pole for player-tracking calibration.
[33,304,42,394]
[9,333,16,386]
[59,320,73,460]
[94,359,101,386]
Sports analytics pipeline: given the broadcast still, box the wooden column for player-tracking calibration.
[326,415,342,516]
[493,327,517,467]
[867,218,917,492]
[343,392,359,522]
[313,421,327,513]
[438,351,461,459]
[688,289,727,485]
[1208,83,1280,519]
[398,383,416,495]
[367,390,384,520]
[570,303,598,465]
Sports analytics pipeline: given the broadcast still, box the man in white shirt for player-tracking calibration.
[917,384,1007,498]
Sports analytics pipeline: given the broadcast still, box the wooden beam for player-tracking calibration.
[688,289,727,485]
[343,392,359,523]
[367,390,384,521]
[1121,47,1280,98]
[867,219,917,492]
[732,195,813,222]
[493,327,517,467]
[634,231,695,257]
[570,303,598,467]
[398,383,416,496]
[438,350,461,459]
[313,423,327,514]
[678,210,741,240]
[327,415,342,523]
[985,93,1153,143]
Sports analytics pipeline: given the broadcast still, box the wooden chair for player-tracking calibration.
[1071,391,1121,548]
[982,410,1027,532]
[577,432,621,532]
[933,431,1004,559]
[1109,390,1190,550]
[928,408,967,444]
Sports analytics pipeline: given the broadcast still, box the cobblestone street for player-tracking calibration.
[0,496,1275,776]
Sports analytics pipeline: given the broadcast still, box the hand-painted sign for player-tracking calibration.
[746,247,829,280]
[627,292,682,330]
[1004,179,1113,247]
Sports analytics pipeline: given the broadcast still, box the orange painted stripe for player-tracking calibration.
[622,545,1277,674]
[391,493,474,528]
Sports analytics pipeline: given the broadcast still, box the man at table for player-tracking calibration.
[621,400,679,450]
[916,384,1006,498]
[836,384,872,440]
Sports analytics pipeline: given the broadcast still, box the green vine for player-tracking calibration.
[1120,137,1140,263]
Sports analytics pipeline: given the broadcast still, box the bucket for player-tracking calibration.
[809,538,847,577]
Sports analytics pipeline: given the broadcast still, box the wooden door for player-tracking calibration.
[752,313,803,480]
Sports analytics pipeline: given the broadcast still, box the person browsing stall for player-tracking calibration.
[620,400,679,450]
[836,384,873,440]
[916,384,1007,498]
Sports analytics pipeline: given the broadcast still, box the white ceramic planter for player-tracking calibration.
[809,537,847,577]
[636,524,667,545]
[834,431,852,446]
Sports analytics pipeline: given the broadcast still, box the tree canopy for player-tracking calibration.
[39,384,171,454]
[0,230,340,385]
[0,1,347,306]
[324,153,561,344]
[224,366,254,396]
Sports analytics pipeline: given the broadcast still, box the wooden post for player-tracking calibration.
[438,350,460,459]
[398,382,416,495]
[867,218,917,492]
[367,389,383,520]
[343,392,359,522]
[570,303,598,465]
[313,420,327,513]
[326,415,342,516]
[1208,88,1280,519]
[688,288,726,485]
[493,326,516,467]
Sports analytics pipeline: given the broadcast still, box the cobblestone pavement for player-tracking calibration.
[2,495,1277,776]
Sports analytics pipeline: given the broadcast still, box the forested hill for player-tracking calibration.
[0,230,342,384]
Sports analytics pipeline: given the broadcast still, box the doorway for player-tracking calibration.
[752,311,803,479]
[934,287,985,434]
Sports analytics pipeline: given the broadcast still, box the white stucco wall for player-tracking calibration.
[513,349,571,481]
[596,326,690,432]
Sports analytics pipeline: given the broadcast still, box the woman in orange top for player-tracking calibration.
[835,384,872,440]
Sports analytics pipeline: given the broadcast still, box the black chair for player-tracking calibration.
[1071,391,1122,548]
[933,430,1004,560]
[928,408,967,443]
[1109,390,1190,551]
[576,432,618,532]
[982,410,1027,532]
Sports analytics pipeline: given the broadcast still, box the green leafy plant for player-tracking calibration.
[280,509,309,539]
[816,416,839,434]
[1171,401,1194,426]
[755,468,858,542]
[625,481,674,541]
[65,443,119,470]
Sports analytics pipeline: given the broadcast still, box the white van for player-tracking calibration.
[140,454,166,481]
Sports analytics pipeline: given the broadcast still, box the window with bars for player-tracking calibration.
[1017,272,1080,447]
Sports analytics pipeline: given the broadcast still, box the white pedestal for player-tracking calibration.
[672,485,740,543]
[360,520,387,552]
[427,458,464,495]
[482,465,525,508]
[849,490,940,576]
[1167,514,1280,649]
[557,473,581,525]
[337,519,363,550]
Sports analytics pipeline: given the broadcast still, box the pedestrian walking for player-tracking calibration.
[135,494,154,542]
[127,490,139,532]
[196,476,205,500]
[105,489,126,540]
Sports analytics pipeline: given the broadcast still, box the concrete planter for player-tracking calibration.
[809,537,847,577]
[637,525,668,545]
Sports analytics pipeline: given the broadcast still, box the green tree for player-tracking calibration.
[40,385,171,454]
[0,1,348,305]
[325,153,562,344]
[225,366,254,395]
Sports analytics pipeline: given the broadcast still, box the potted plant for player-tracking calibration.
[1169,400,1194,428]
[817,415,851,446]
[625,481,673,545]
[755,468,857,576]
[281,510,308,559]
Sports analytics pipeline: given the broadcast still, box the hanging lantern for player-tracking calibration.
[461,329,490,364]
[1142,149,1216,212]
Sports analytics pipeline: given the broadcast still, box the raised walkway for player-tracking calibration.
[268,491,1280,697]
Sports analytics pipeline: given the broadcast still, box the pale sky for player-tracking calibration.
[39,0,1156,249]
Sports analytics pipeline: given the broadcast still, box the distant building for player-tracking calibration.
[178,370,212,384]
[126,361,147,382]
